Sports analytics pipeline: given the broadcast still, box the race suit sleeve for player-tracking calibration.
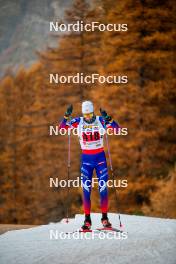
[59,117,80,131]
[99,116,120,132]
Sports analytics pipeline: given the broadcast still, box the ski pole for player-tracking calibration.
[66,118,71,223]
[105,130,123,228]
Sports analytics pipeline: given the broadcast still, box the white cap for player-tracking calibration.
[82,101,94,114]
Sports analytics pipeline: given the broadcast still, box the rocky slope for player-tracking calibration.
[0,0,71,76]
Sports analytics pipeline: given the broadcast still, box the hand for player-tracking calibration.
[100,108,112,122]
[65,104,73,117]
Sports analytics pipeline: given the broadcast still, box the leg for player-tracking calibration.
[96,155,112,227]
[81,156,94,215]
[95,154,109,214]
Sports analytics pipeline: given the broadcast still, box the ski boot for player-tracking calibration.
[81,215,92,231]
[101,214,112,228]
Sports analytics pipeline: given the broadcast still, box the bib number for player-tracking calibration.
[82,131,100,141]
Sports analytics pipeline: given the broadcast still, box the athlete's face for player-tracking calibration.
[83,112,94,122]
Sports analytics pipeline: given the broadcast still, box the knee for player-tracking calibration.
[99,181,108,195]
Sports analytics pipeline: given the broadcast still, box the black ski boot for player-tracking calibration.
[81,215,92,231]
[101,213,112,228]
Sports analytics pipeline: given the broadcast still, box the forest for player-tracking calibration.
[0,0,175,224]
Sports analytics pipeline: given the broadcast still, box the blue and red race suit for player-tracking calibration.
[59,116,120,214]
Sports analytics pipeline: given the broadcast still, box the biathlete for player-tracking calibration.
[59,101,120,231]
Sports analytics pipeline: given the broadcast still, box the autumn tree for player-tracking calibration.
[36,0,106,217]
[90,0,176,214]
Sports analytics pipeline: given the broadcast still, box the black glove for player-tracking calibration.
[64,104,73,118]
[100,108,112,122]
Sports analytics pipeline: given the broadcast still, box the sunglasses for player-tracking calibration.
[83,112,94,118]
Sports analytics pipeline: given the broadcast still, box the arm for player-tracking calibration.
[99,108,120,132]
[59,117,80,130]
[99,116,120,130]
[59,104,80,131]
